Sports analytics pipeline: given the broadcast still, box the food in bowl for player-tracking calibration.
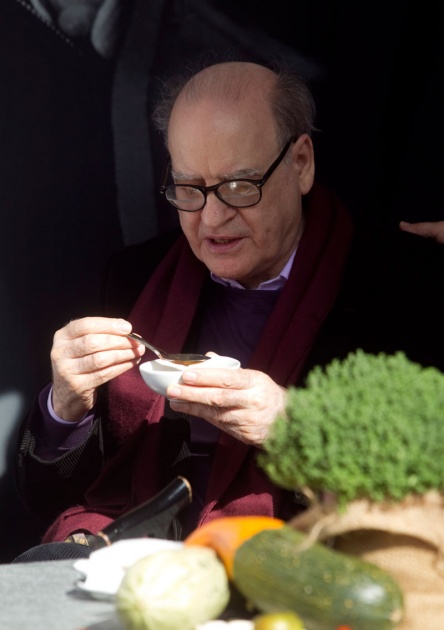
[139,355,241,398]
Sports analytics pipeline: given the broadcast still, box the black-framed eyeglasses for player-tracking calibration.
[160,137,296,212]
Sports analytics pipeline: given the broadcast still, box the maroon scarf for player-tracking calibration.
[43,183,353,542]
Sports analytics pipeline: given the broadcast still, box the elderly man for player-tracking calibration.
[16,60,444,558]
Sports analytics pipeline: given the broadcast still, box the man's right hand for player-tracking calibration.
[50,317,145,421]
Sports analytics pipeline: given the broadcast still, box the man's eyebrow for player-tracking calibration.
[226,167,262,179]
[171,170,196,181]
[171,167,262,181]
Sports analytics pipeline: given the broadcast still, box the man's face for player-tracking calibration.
[167,94,314,288]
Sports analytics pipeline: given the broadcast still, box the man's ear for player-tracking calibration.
[291,134,315,195]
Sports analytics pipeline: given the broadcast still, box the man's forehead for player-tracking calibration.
[168,93,276,148]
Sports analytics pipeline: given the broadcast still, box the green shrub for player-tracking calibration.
[259,351,444,508]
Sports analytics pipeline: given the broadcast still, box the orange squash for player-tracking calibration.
[184,515,284,578]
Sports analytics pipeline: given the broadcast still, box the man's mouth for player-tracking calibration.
[205,237,243,252]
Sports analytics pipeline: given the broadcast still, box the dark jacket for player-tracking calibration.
[16,212,444,531]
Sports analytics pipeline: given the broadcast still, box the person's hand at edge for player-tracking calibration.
[399,220,444,244]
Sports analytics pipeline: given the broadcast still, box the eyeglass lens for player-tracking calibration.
[163,137,295,211]
[165,180,261,211]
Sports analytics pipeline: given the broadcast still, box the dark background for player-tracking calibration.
[0,0,443,561]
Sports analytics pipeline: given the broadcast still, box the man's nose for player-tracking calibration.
[199,193,237,227]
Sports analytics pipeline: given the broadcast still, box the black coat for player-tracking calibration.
[102,221,444,373]
[16,219,444,525]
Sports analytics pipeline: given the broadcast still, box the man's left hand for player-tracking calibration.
[167,367,287,446]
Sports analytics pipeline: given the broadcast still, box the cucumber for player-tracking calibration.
[233,526,404,630]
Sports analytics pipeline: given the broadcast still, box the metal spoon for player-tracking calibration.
[127,332,210,365]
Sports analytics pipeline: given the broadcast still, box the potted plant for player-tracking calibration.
[259,350,444,630]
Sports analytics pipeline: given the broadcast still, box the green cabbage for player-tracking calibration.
[116,546,230,630]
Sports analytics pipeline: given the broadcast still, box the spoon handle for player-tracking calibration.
[126,333,163,359]
[127,332,209,364]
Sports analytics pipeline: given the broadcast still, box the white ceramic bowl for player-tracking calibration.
[139,355,241,398]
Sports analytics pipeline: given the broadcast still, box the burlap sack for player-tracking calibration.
[291,491,444,630]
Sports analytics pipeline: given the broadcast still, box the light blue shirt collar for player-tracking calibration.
[211,248,297,291]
